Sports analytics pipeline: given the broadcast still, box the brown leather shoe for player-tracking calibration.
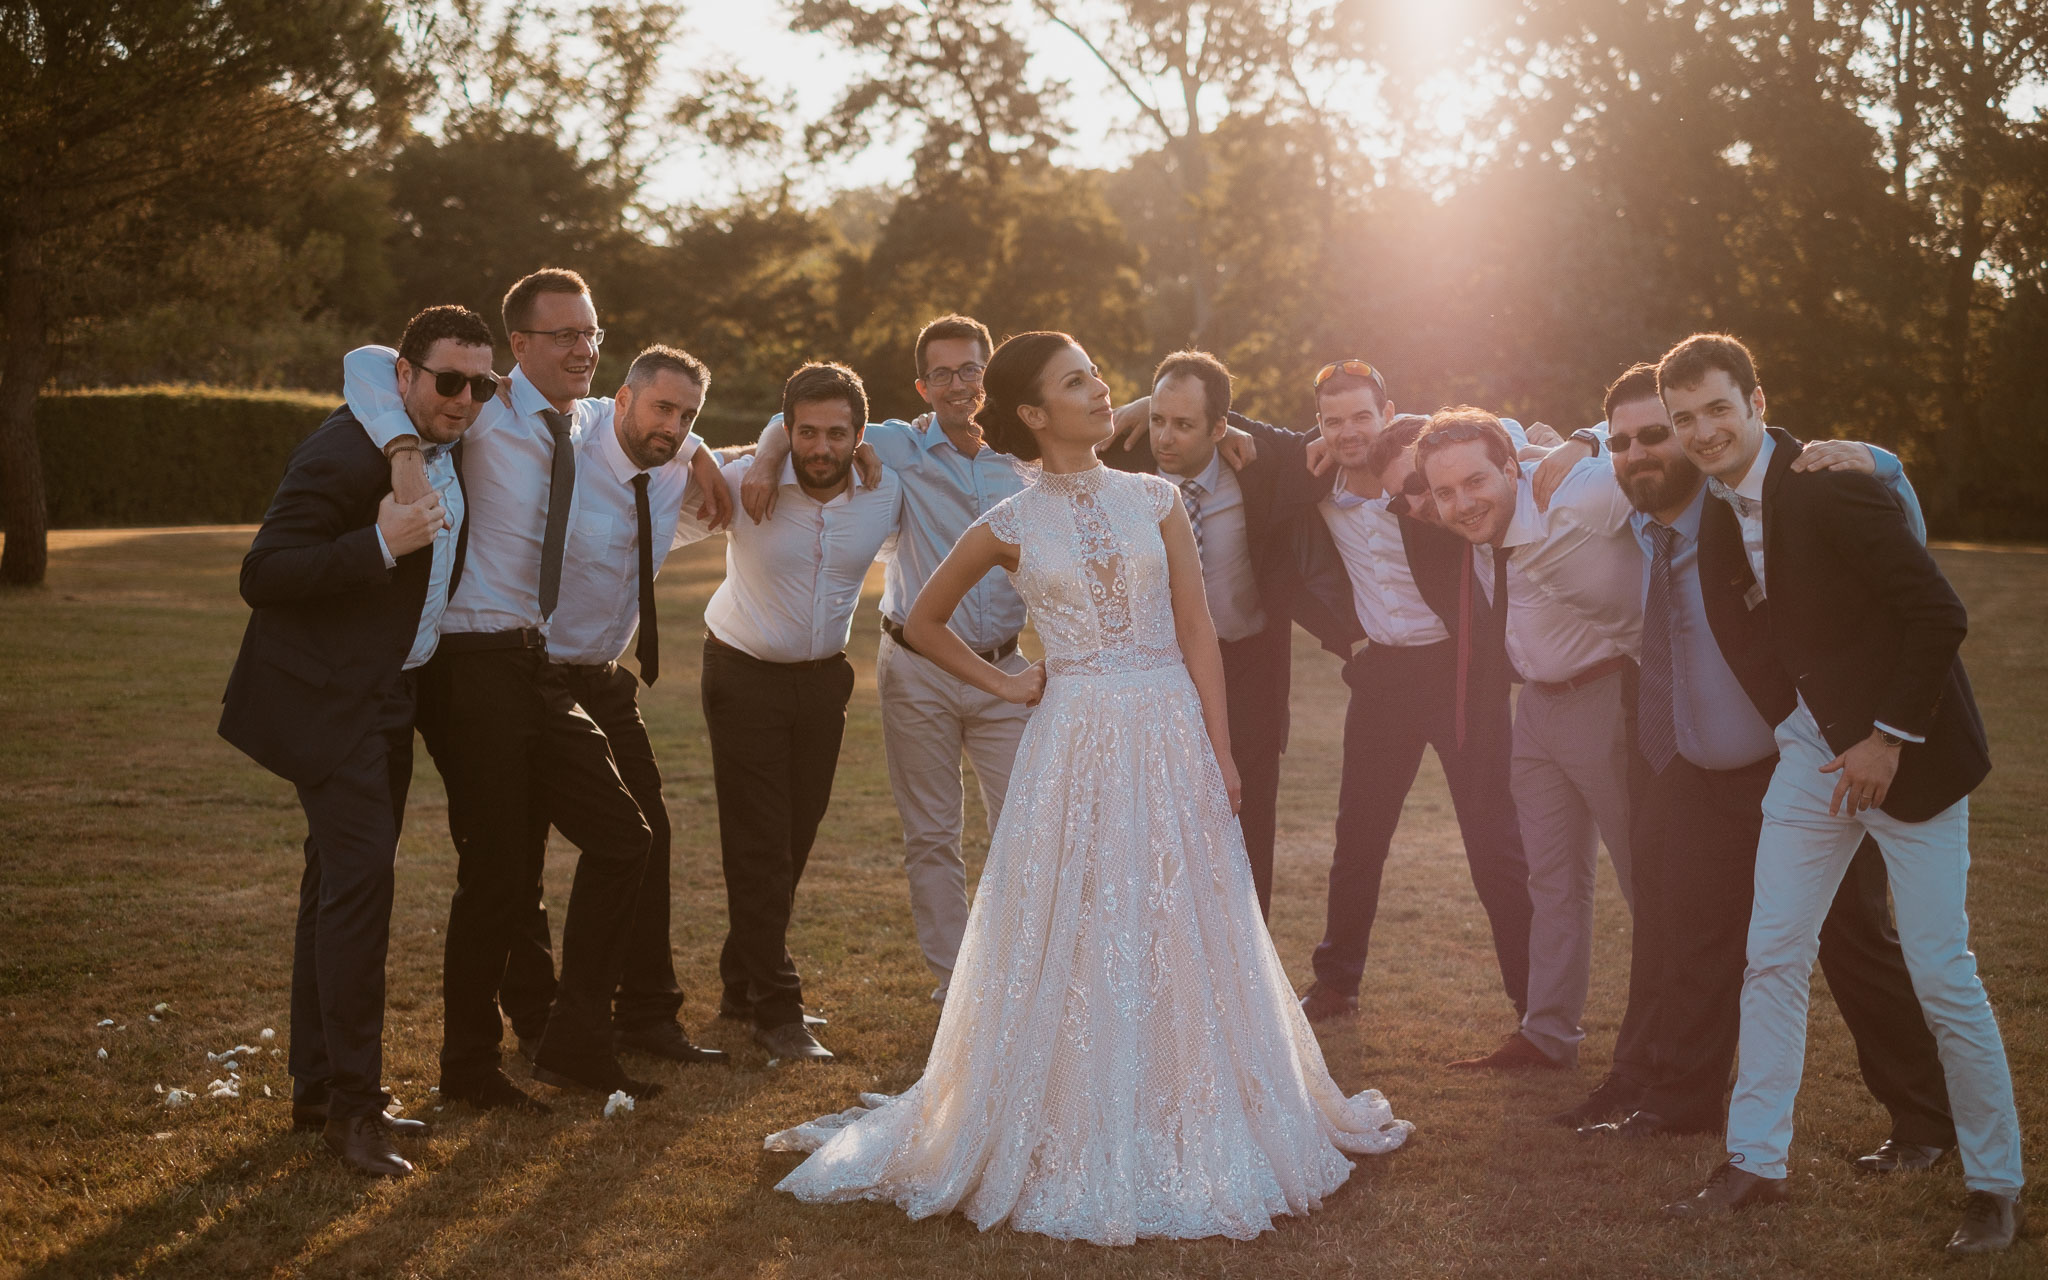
[292,1101,430,1136]
[1447,1032,1566,1071]
[1665,1159,1789,1217]
[323,1113,414,1178]
[1298,984,1358,1023]
[1853,1138,1951,1174]
[1946,1191,2023,1256]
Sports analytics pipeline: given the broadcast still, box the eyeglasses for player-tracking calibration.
[1313,359,1386,393]
[1386,470,1429,517]
[1608,423,1672,453]
[419,366,502,401]
[515,327,605,349]
[923,362,985,388]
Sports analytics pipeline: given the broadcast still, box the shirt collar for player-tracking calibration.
[1628,481,1709,542]
[507,365,555,422]
[1733,431,1775,503]
[593,409,645,485]
[1501,469,1543,550]
[1326,469,1376,511]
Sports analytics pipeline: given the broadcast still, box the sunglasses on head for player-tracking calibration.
[1313,359,1386,393]
[1608,423,1672,453]
[419,366,502,402]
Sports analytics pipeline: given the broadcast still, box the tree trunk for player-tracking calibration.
[1,222,51,586]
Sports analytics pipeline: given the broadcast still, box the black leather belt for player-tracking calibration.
[882,617,1019,665]
[550,659,617,679]
[704,631,845,671]
[436,627,545,655]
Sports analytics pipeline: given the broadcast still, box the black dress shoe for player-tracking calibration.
[615,1022,730,1065]
[530,1056,665,1101]
[1298,984,1358,1023]
[1946,1191,2024,1256]
[755,1021,834,1061]
[292,1101,431,1137]
[516,1035,540,1064]
[718,998,826,1029]
[1665,1159,1789,1217]
[1550,1073,1642,1128]
[1854,1138,1952,1174]
[441,1070,553,1115]
[323,1113,414,1178]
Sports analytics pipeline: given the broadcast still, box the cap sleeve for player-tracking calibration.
[1144,472,1178,522]
[972,495,1024,546]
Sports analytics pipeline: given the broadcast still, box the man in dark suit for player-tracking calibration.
[221,305,496,1176]
[1104,350,1357,915]
[1656,333,2022,1257]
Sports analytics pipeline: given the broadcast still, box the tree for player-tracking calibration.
[0,0,410,584]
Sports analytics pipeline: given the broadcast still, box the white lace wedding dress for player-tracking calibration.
[765,464,1411,1244]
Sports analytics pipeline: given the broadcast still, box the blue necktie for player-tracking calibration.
[1638,521,1680,773]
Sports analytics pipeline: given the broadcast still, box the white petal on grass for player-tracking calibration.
[260,1028,276,1043]
[97,1019,114,1027]
[603,1090,635,1119]
[152,1003,169,1014]
[96,1048,108,1062]
[164,1089,194,1107]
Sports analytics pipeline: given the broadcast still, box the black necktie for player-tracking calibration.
[1489,544,1511,666]
[632,472,658,686]
[1638,522,1680,772]
[537,408,575,619]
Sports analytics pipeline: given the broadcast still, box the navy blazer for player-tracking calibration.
[219,406,460,786]
[1697,426,1989,821]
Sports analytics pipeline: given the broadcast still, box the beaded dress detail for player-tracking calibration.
[766,464,1411,1244]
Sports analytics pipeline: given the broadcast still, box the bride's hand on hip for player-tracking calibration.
[1001,662,1047,707]
[1218,753,1243,814]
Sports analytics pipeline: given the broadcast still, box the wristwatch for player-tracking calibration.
[1875,729,1906,748]
[1570,428,1603,456]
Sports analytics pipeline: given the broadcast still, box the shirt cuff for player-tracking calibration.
[374,525,397,569]
[1873,720,1926,744]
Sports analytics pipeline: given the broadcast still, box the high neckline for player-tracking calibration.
[1032,462,1108,495]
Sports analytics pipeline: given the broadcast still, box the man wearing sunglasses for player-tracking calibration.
[223,304,493,1176]
[342,268,731,1112]
[1539,364,1955,1184]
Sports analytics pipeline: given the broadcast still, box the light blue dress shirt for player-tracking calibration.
[1632,447,1921,769]
[860,418,1028,651]
[371,440,465,671]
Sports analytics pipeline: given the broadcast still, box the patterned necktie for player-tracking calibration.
[1179,478,1206,559]
[632,472,658,686]
[537,408,576,619]
[1638,522,1680,773]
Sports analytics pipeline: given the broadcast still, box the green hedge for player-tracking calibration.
[23,387,772,528]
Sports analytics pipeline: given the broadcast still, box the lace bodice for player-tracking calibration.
[974,465,1182,676]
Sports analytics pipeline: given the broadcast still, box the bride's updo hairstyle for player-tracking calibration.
[976,330,1078,463]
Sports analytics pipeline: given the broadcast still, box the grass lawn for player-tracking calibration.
[1,528,2043,1279]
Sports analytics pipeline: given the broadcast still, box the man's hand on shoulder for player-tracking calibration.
[1217,424,1258,471]
[1531,438,1596,512]
[688,446,734,531]
[1100,397,1150,455]
[1790,439,1880,475]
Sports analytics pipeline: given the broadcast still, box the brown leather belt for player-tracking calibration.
[704,631,845,671]
[881,617,1019,665]
[1529,653,1633,697]
[436,627,545,655]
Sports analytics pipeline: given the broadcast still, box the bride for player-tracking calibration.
[765,332,1411,1245]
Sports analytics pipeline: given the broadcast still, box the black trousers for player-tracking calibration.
[1220,626,1291,919]
[700,636,855,1030]
[497,662,685,1033]
[417,645,651,1087]
[1311,640,1531,1009]
[1631,752,1956,1141]
[289,675,416,1120]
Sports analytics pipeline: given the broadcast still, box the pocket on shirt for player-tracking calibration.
[574,508,631,552]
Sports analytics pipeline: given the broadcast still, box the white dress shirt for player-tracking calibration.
[1478,459,1643,685]
[1713,431,1775,594]
[1177,450,1267,643]
[544,406,704,664]
[343,346,665,641]
[680,454,904,664]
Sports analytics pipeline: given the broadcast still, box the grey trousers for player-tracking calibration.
[1512,668,1635,1065]
[876,631,1033,1000]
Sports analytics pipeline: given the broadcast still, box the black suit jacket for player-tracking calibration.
[1697,426,1989,821]
[219,406,458,786]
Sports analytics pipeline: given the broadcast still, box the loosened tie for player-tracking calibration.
[632,471,658,685]
[1179,478,1206,559]
[537,408,576,619]
[1638,522,1680,773]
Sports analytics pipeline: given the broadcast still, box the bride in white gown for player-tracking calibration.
[765,332,1411,1245]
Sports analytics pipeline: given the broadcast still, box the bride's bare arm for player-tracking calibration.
[1160,502,1242,813]
[904,524,1046,706]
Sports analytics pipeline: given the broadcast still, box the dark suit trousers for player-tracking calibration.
[418,647,651,1087]
[1312,640,1532,1008]
[1633,752,1955,1142]
[1220,627,1291,918]
[289,674,415,1120]
[701,637,855,1030]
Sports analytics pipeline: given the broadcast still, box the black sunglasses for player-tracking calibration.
[1387,470,1429,517]
[419,366,502,402]
[1608,422,1672,453]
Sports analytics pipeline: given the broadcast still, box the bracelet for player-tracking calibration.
[384,442,422,458]
[1875,729,1906,749]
